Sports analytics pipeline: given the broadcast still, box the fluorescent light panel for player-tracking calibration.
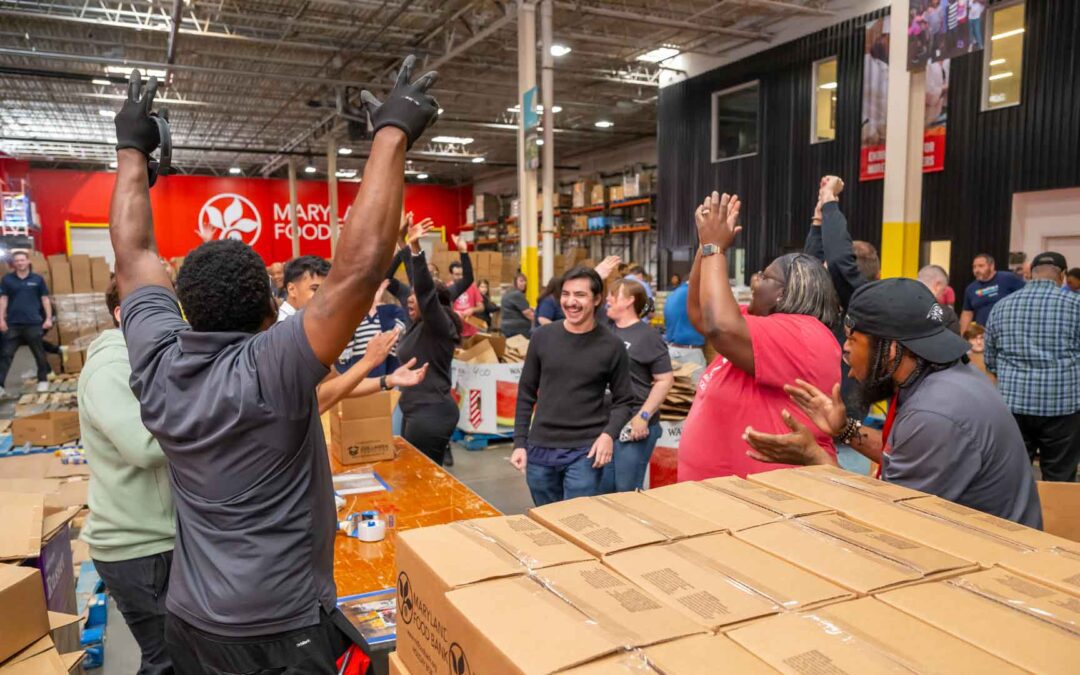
[549,44,572,57]
[338,147,353,155]
[471,157,485,163]
[989,58,1006,66]
[304,165,317,174]
[594,120,614,128]
[228,167,242,174]
[104,66,167,78]
[416,173,429,179]
[431,135,474,145]
[988,71,1013,81]
[991,28,1024,41]
[636,46,680,63]
[818,82,838,90]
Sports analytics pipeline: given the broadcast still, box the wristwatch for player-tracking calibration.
[701,243,722,257]
[379,375,390,391]
[638,411,650,422]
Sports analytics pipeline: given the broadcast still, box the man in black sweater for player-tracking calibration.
[511,266,635,506]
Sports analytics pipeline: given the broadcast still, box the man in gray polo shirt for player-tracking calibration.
[742,278,1042,528]
[108,60,438,672]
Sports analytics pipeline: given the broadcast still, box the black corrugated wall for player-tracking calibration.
[659,0,1080,290]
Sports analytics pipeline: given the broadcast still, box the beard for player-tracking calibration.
[855,373,897,410]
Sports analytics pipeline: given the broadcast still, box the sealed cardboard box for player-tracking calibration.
[572,180,595,208]
[329,391,398,465]
[564,633,777,674]
[878,568,1080,674]
[589,183,607,205]
[646,480,818,532]
[700,475,832,518]
[728,597,1024,675]
[900,494,1079,553]
[0,565,50,663]
[734,513,976,595]
[395,516,593,675]
[0,613,82,674]
[439,561,703,674]
[12,412,80,447]
[528,492,721,558]
[89,257,110,292]
[748,465,926,514]
[46,259,72,296]
[387,651,410,675]
[67,255,92,294]
[1038,480,1080,542]
[603,533,853,632]
[997,548,1080,595]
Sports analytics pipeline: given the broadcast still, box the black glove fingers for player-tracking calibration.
[412,70,438,92]
[360,90,383,113]
[395,55,415,89]
[142,76,159,114]
[128,69,143,103]
[159,107,170,123]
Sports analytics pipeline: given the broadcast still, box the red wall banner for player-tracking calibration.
[26,169,472,262]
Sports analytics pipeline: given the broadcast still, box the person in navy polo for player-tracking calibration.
[0,250,54,396]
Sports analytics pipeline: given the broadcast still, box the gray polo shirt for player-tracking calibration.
[883,361,1042,529]
[122,285,335,637]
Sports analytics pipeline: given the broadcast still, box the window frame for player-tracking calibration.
[981,0,1025,112]
[810,56,839,144]
[710,80,761,163]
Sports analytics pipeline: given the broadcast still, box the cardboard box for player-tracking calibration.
[900,495,1078,553]
[528,492,721,558]
[395,516,593,675]
[89,257,110,293]
[645,479,819,532]
[0,606,82,674]
[700,475,833,518]
[564,633,776,674]
[734,513,976,595]
[67,255,92,294]
[748,465,927,513]
[388,651,410,675]
[996,548,1080,596]
[878,568,1080,674]
[11,412,80,447]
[589,183,606,206]
[0,565,50,663]
[46,259,72,296]
[728,597,1023,675]
[62,348,84,373]
[437,561,703,674]
[603,533,854,632]
[329,391,398,465]
[474,193,499,222]
[1036,481,1080,543]
[572,180,595,208]
[0,491,80,618]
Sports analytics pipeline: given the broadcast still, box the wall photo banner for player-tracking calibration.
[907,0,986,71]
[860,17,948,181]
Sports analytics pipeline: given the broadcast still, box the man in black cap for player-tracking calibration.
[985,251,1079,482]
[743,277,1042,527]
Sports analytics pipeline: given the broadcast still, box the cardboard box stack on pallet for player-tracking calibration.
[0,564,83,674]
[42,254,112,374]
[388,464,1080,674]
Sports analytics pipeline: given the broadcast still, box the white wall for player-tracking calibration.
[1010,188,1080,264]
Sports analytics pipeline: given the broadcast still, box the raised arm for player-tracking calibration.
[304,57,439,365]
[408,223,457,339]
[804,195,825,261]
[695,192,755,376]
[110,72,172,298]
[686,248,706,336]
[819,178,864,309]
[447,234,473,300]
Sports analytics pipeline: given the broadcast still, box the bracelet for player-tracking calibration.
[379,375,389,391]
[836,417,862,444]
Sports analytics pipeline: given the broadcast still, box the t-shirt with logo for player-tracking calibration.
[452,283,483,338]
[609,321,671,426]
[679,308,840,481]
[1,272,49,325]
[963,271,1024,327]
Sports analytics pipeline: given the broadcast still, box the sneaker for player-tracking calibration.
[36,381,49,393]
[443,446,455,467]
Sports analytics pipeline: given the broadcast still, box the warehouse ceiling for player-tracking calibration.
[0,0,840,183]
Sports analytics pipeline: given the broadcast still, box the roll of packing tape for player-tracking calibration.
[360,510,380,521]
[357,518,386,542]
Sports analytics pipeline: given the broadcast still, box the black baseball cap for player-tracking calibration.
[1031,251,1067,270]
[846,278,970,364]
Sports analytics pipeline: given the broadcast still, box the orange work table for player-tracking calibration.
[329,436,501,597]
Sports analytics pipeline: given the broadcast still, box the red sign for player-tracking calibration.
[27,169,472,262]
[858,127,945,181]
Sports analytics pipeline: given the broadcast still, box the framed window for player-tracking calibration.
[711,81,760,162]
[982,1,1024,111]
[811,57,838,143]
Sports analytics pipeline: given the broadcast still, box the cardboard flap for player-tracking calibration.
[596,492,721,540]
[41,507,80,541]
[43,463,89,479]
[336,391,397,420]
[58,652,84,673]
[702,475,831,517]
[456,339,499,364]
[904,496,1079,552]
[0,492,45,560]
[1,636,54,668]
[46,613,80,633]
[998,548,1080,596]
[0,647,67,675]
[528,497,669,556]
[645,482,784,532]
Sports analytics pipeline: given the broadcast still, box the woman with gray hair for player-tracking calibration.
[678,191,842,480]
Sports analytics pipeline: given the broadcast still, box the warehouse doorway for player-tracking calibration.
[65,221,114,269]
[1010,188,1080,271]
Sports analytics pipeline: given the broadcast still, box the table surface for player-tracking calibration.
[330,436,501,597]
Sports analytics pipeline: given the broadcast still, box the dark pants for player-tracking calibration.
[0,324,51,384]
[1015,412,1080,482]
[526,453,601,506]
[94,551,174,675]
[401,398,458,465]
[165,608,352,675]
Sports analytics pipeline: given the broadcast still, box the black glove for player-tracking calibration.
[115,70,161,156]
[361,55,439,149]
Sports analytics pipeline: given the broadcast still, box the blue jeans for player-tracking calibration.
[599,424,662,493]
[526,453,601,506]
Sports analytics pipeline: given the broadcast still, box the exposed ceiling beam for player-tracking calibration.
[165,0,183,65]
[426,10,515,72]
[729,0,834,16]
[551,2,771,41]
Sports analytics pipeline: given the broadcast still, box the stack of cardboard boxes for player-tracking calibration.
[0,564,83,674]
[390,464,1080,674]
[40,253,112,374]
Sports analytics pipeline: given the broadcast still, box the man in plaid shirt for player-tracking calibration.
[986,251,1080,482]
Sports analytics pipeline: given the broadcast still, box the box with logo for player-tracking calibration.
[450,359,521,435]
[603,533,854,633]
[395,516,593,675]
[733,512,977,596]
[329,391,399,465]
[11,412,80,447]
[527,491,722,558]
[877,568,1080,673]
[727,596,1024,674]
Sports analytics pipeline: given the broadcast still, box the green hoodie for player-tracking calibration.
[79,329,175,562]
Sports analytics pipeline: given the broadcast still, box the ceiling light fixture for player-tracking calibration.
[104,66,167,78]
[991,28,1024,41]
[471,157,486,164]
[536,139,544,146]
[229,167,242,175]
[431,135,474,145]
[417,173,429,180]
[336,169,358,178]
[98,109,115,118]
[304,165,317,174]
[818,82,838,90]
[594,120,614,128]
[507,104,520,113]
[988,71,1013,81]
[989,58,1006,66]
[549,44,572,57]
[636,46,680,63]
[91,78,112,86]
[438,108,444,115]
[108,161,117,169]
[338,147,353,155]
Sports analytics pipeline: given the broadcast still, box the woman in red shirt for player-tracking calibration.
[678,192,842,480]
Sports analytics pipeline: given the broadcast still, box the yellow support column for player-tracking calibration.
[881,0,924,279]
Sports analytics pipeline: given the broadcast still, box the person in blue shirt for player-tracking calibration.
[0,250,54,396]
[534,275,564,327]
[663,281,704,348]
[960,253,1024,334]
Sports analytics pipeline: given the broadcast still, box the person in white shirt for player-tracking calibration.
[276,255,330,322]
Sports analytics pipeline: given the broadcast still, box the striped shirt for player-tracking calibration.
[337,310,406,370]
[985,279,1080,416]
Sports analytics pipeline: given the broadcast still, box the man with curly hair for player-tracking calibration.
[108,58,439,672]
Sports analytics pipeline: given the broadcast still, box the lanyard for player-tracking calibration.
[875,392,900,479]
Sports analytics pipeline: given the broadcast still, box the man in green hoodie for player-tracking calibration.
[80,279,174,675]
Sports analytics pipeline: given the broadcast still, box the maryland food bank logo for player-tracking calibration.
[197,193,262,245]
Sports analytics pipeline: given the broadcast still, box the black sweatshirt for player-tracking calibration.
[396,250,460,414]
[803,201,867,311]
[513,320,635,449]
[386,247,473,322]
